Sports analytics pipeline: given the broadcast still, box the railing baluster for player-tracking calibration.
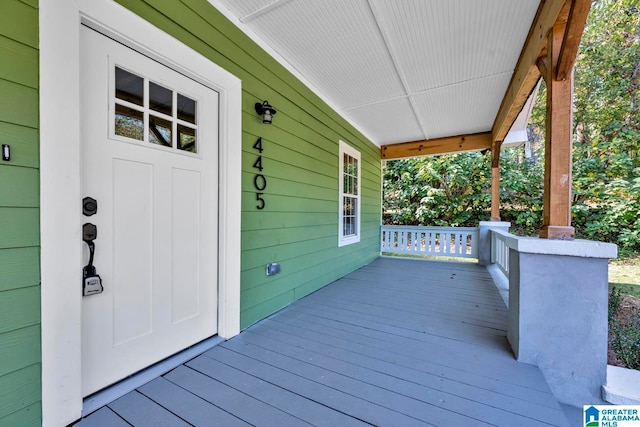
[380,225,481,260]
[488,230,510,277]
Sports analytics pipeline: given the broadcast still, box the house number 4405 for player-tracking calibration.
[253,137,267,210]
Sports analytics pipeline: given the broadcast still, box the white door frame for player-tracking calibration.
[40,1,242,425]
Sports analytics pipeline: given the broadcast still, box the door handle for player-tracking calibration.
[83,223,103,296]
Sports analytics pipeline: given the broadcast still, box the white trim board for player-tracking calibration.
[39,2,242,425]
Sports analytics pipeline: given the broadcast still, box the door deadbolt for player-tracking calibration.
[83,197,98,216]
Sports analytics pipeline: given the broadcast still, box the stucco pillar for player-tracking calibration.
[507,238,617,406]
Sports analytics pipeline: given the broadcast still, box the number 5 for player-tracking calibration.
[256,192,265,210]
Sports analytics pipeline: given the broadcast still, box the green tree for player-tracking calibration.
[570,0,639,251]
[383,153,491,227]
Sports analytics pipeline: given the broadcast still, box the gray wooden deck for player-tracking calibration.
[75,257,569,426]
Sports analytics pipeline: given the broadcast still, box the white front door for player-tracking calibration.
[80,26,219,396]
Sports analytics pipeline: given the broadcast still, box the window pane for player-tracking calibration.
[115,104,143,140]
[343,217,352,236]
[177,94,197,124]
[149,82,173,116]
[348,160,357,177]
[149,115,172,147]
[342,195,358,237]
[344,216,357,236]
[178,125,197,153]
[115,67,143,106]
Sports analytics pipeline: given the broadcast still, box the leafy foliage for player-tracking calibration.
[570,0,640,252]
[609,287,640,370]
[383,153,491,227]
[383,149,544,234]
[383,0,640,251]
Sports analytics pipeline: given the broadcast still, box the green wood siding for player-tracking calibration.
[116,0,382,329]
[0,1,40,425]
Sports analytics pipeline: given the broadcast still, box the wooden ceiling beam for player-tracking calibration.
[556,0,591,81]
[380,132,491,160]
[491,0,570,145]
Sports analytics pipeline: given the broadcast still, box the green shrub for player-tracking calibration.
[610,309,640,370]
[609,287,623,324]
[609,287,640,370]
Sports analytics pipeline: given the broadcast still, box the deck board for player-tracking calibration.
[74,407,130,427]
[75,258,569,426]
[137,377,251,427]
[199,346,433,426]
[243,327,559,412]
[243,318,560,408]
[226,331,556,426]
[108,390,191,427]
[165,365,311,426]
[185,355,369,427]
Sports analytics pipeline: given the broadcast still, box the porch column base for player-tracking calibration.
[490,216,501,222]
[539,225,575,240]
[507,238,617,406]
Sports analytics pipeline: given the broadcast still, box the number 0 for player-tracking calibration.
[254,174,267,191]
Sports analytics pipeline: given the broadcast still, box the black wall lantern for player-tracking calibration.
[255,100,276,124]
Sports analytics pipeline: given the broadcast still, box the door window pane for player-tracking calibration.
[115,67,143,106]
[178,125,196,153]
[149,115,172,147]
[115,105,144,140]
[149,82,173,116]
[177,94,197,124]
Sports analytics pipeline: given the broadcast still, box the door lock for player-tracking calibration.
[83,223,103,296]
[83,197,98,216]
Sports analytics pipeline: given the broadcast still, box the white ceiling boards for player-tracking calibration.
[214,0,540,147]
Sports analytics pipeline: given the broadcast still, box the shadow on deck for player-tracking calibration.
[75,257,570,426]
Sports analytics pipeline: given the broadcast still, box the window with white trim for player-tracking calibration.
[338,140,361,247]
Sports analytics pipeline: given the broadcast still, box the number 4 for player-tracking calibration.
[253,137,263,153]
[253,156,263,171]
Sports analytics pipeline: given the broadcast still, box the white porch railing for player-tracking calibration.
[490,228,510,277]
[381,225,478,259]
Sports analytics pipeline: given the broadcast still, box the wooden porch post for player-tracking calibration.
[538,22,575,240]
[490,141,501,221]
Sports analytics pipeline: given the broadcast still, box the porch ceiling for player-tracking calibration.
[211,0,541,147]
